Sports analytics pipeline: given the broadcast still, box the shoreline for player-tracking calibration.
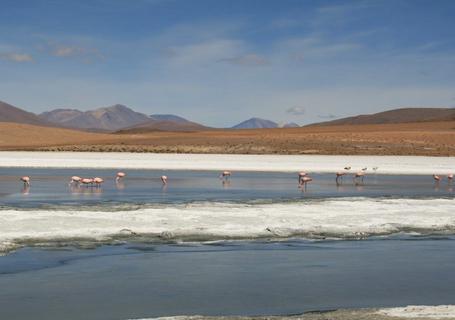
[132,305,455,319]
[0,151,454,175]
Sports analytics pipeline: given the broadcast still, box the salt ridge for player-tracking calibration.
[1,197,454,253]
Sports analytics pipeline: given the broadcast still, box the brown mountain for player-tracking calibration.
[311,107,455,126]
[39,104,151,131]
[0,100,51,126]
[116,119,210,133]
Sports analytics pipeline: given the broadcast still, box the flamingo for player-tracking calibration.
[69,176,81,185]
[433,174,441,184]
[354,171,365,183]
[161,175,168,184]
[299,176,313,190]
[448,174,453,183]
[81,178,94,187]
[298,172,307,184]
[336,172,346,183]
[219,171,231,180]
[20,176,30,186]
[116,172,126,182]
[93,177,104,187]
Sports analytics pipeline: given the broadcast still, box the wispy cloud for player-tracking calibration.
[44,41,104,62]
[164,39,243,66]
[219,54,269,66]
[286,106,305,115]
[0,52,33,62]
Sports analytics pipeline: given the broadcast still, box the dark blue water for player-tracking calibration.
[0,168,452,208]
[0,238,454,320]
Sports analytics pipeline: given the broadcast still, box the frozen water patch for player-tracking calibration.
[377,305,455,318]
[0,197,454,253]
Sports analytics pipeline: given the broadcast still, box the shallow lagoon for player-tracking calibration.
[0,238,455,320]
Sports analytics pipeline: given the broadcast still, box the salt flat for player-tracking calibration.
[1,198,454,254]
[0,152,454,175]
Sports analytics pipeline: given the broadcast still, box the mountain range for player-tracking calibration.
[1,100,454,132]
[231,117,300,129]
[0,100,300,131]
[39,105,151,131]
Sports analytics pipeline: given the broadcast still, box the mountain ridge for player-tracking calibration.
[309,107,455,126]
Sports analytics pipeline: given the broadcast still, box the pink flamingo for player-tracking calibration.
[299,176,313,190]
[161,175,168,184]
[336,172,346,183]
[20,176,30,186]
[433,174,441,182]
[116,172,126,182]
[298,172,307,184]
[219,171,231,180]
[354,171,365,183]
[69,176,81,185]
[448,174,453,183]
[81,178,94,187]
[93,177,104,187]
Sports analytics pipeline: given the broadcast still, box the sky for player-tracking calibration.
[1,0,454,127]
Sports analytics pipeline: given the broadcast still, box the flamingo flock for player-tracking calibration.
[17,167,455,192]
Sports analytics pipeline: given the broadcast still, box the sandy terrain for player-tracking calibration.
[0,121,454,156]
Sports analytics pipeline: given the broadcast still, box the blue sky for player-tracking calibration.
[1,0,454,126]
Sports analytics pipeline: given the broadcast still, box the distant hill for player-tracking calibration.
[232,117,278,129]
[150,114,190,123]
[311,108,455,126]
[0,100,51,127]
[281,122,300,128]
[39,104,151,131]
[117,119,210,133]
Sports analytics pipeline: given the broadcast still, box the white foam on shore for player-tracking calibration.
[1,198,454,253]
[377,305,455,318]
[130,306,455,319]
[0,152,454,175]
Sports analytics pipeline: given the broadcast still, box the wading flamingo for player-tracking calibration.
[219,171,231,180]
[20,176,30,186]
[298,172,307,184]
[433,175,441,185]
[116,172,126,182]
[81,178,94,187]
[336,172,346,183]
[161,175,168,184]
[354,171,365,183]
[93,177,104,187]
[69,176,81,185]
[448,174,453,183]
[299,176,313,190]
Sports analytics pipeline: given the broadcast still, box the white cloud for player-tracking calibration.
[286,106,305,115]
[219,54,269,66]
[0,52,33,62]
[164,39,244,66]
